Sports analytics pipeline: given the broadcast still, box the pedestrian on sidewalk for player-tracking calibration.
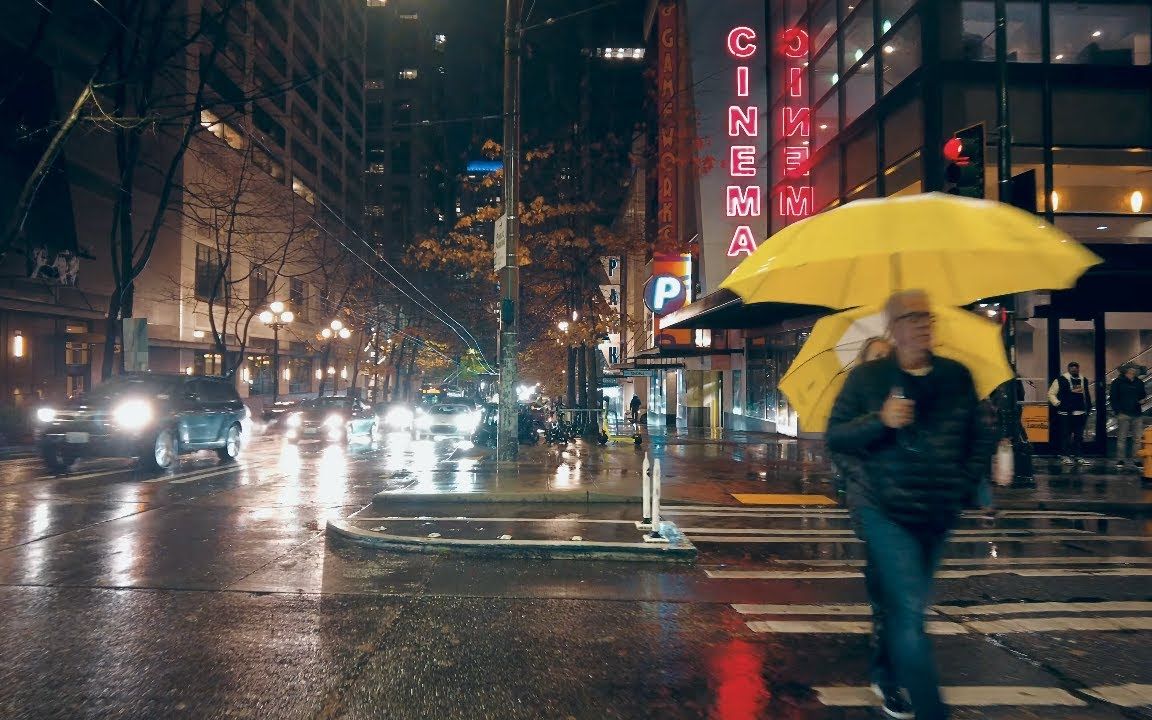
[1048,361,1093,466]
[1109,364,1146,470]
[629,394,643,424]
[827,290,997,720]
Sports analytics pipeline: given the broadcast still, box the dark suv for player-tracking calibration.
[36,373,248,472]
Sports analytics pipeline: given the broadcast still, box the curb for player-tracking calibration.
[373,490,640,505]
[325,519,697,562]
[995,499,1152,514]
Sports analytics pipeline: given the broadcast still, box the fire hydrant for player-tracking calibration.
[1141,426,1152,479]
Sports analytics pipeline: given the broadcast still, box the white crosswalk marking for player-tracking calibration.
[816,685,1086,707]
[706,567,1152,579]
[1084,684,1152,707]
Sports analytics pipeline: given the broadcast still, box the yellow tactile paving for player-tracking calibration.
[732,493,838,506]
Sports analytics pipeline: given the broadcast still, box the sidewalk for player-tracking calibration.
[328,427,1150,558]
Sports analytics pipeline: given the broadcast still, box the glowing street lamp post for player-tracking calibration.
[321,319,352,395]
[259,301,293,403]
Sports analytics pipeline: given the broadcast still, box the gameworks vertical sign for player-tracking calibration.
[656,1,678,251]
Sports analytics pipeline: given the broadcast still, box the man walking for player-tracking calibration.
[1048,361,1093,465]
[828,290,994,720]
[629,394,642,424]
[1109,364,1146,470]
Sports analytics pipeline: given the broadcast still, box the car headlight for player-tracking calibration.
[455,414,480,432]
[113,400,153,430]
[324,414,344,429]
[286,412,302,428]
[36,407,56,423]
[385,407,413,428]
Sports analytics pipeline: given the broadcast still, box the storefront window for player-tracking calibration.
[813,94,839,149]
[882,14,921,94]
[883,98,922,166]
[845,126,878,188]
[880,0,916,29]
[1050,2,1151,65]
[745,331,807,431]
[813,43,839,99]
[811,0,838,56]
[842,0,875,72]
[957,1,1042,62]
[813,149,842,210]
[1052,148,1152,215]
[843,65,876,128]
[885,150,923,196]
[1052,88,1152,147]
[288,356,312,394]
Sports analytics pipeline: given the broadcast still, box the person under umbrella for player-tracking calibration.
[827,289,1003,720]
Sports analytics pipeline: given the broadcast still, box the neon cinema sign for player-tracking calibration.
[778,28,813,223]
[724,26,761,257]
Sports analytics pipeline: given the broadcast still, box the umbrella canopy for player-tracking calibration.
[780,304,1014,433]
[720,193,1102,309]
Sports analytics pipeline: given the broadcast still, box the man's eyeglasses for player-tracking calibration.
[894,311,934,325]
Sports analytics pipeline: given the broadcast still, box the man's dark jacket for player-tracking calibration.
[827,355,994,530]
[1109,375,1146,417]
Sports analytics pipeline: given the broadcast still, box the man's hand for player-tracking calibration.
[880,396,915,429]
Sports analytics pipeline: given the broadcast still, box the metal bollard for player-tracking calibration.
[640,453,652,528]
[646,458,667,542]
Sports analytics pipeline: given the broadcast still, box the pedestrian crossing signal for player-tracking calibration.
[944,124,985,198]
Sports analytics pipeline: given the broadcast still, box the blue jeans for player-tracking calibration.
[856,506,950,720]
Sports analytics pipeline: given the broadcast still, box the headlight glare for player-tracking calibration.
[113,400,153,430]
[385,407,413,428]
[286,413,302,428]
[36,407,56,423]
[324,414,344,429]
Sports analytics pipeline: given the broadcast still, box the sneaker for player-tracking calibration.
[870,683,915,719]
[1116,460,1127,469]
[1061,456,1075,465]
[1077,457,1092,466]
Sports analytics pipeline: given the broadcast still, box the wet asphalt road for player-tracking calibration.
[0,431,1150,719]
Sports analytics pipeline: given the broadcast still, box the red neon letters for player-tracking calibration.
[725,27,761,257]
[777,27,812,222]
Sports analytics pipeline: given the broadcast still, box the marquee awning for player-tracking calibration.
[659,289,827,330]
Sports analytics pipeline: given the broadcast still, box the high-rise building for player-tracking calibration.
[0,0,367,411]
[365,0,450,252]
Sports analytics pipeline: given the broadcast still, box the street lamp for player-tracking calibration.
[259,301,293,403]
[320,319,352,394]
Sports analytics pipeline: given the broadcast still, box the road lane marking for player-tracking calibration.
[705,567,1152,579]
[1084,684,1152,707]
[816,685,1085,708]
[689,534,1151,544]
[733,604,872,615]
[667,505,1116,519]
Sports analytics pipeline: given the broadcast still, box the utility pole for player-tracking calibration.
[994,0,1016,368]
[497,0,523,461]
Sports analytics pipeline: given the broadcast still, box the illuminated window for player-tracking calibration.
[199,109,246,150]
[398,68,418,80]
[291,176,316,204]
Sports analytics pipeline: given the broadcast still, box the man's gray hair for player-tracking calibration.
[884,289,929,326]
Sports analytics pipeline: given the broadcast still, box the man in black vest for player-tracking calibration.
[828,290,995,720]
[1048,361,1093,465]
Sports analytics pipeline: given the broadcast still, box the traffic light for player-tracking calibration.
[943,124,985,198]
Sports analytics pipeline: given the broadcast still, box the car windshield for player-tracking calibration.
[431,405,468,415]
[83,376,179,402]
[301,398,351,411]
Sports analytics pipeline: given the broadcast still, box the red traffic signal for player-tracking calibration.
[943,137,968,165]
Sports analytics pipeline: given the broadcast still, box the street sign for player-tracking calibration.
[493,215,508,272]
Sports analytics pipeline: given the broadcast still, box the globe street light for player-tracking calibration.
[260,302,293,403]
[320,319,352,393]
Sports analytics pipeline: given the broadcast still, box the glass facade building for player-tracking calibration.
[745,0,1152,450]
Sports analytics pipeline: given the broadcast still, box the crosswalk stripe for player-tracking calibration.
[748,616,1152,634]
[689,534,1151,544]
[935,601,1152,615]
[754,556,1152,568]
[747,619,965,635]
[705,567,1152,579]
[678,527,1094,536]
[816,685,1086,707]
[666,505,1116,519]
[1084,684,1152,707]
[734,601,1152,616]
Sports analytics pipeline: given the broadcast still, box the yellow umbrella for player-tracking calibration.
[780,305,1013,433]
[720,192,1101,309]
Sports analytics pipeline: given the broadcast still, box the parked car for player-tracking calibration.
[261,400,300,428]
[35,373,247,472]
[285,396,376,444]
[414,403,480,438]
